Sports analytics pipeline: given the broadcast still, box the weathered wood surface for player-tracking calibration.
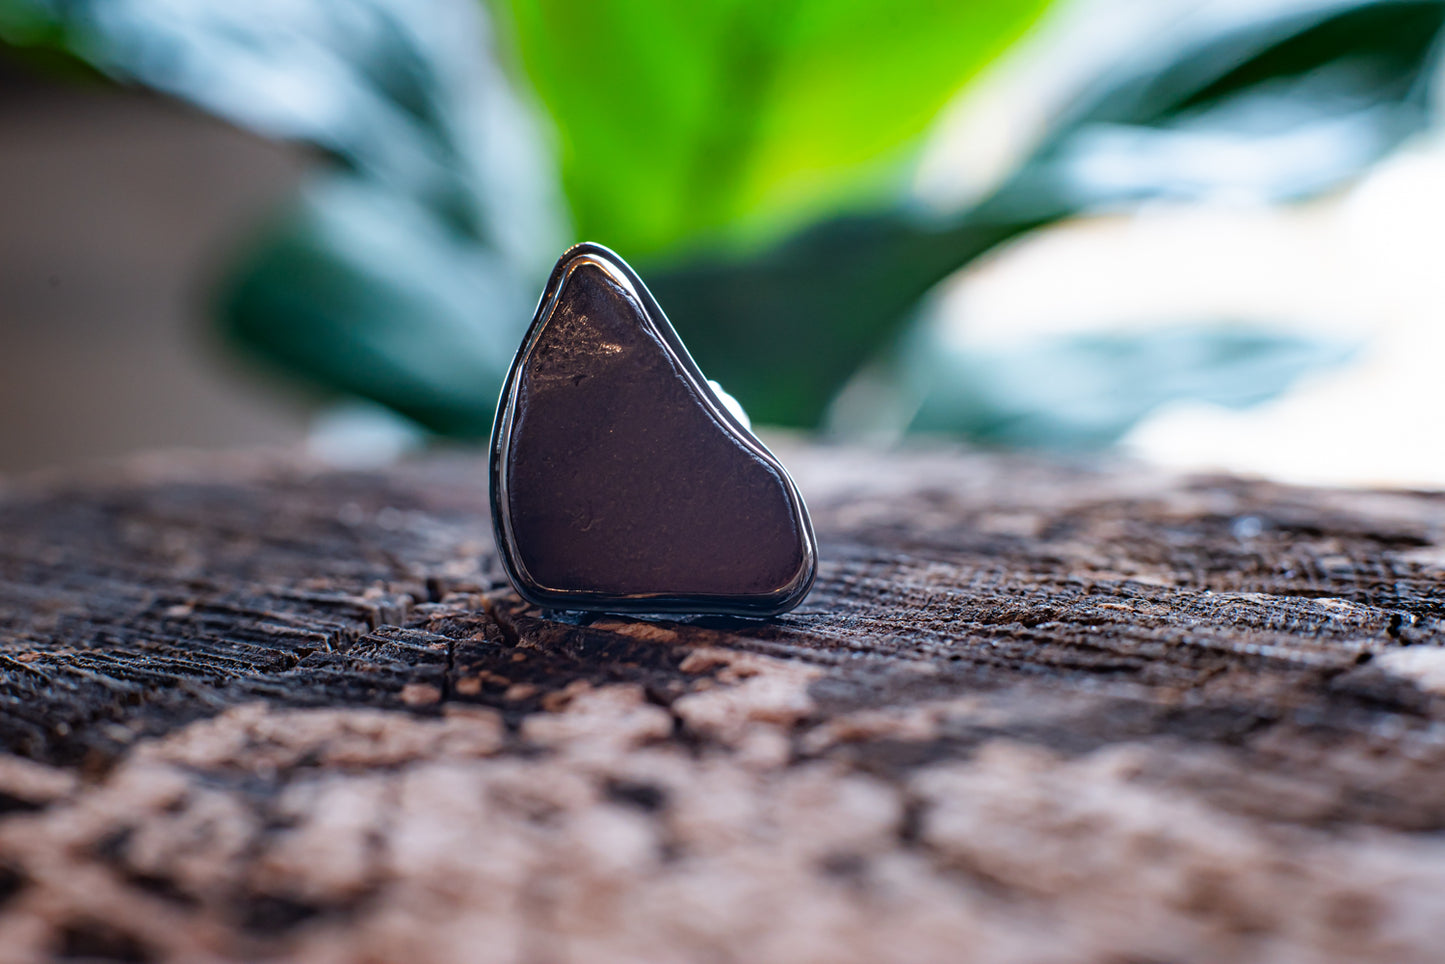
[1,443,1444,963]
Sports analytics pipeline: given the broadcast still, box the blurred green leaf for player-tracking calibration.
[898,323,1359,448]
[651,0,1445,430]
[220,174,532,437]
[494,0,1053,257]
[2,0,567,434]
[999,0,1445,215]
[1,0,564,252]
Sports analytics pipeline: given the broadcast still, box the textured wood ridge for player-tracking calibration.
[0,444,1444,963]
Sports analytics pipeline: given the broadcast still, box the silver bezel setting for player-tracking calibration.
[488,242,818,617]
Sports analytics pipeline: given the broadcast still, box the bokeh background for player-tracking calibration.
[1,0,1442,485]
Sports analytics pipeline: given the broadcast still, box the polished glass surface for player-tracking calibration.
[490,243,816,616]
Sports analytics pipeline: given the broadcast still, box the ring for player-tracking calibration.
[489,243,816,616]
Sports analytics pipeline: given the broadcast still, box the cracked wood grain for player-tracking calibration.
[0,444,1443,962]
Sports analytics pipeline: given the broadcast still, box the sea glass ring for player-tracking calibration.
[489,243,817,616]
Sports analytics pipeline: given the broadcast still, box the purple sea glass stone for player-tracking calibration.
[489,243,816,616]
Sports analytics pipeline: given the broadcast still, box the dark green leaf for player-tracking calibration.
[217,174,532,438]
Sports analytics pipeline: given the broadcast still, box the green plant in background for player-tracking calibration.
[1,0,570,437]
[649,0,1445,428]
[497,0,1050,257]
[1,0,1442,446]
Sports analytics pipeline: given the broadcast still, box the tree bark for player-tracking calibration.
[0,443,1443,963]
